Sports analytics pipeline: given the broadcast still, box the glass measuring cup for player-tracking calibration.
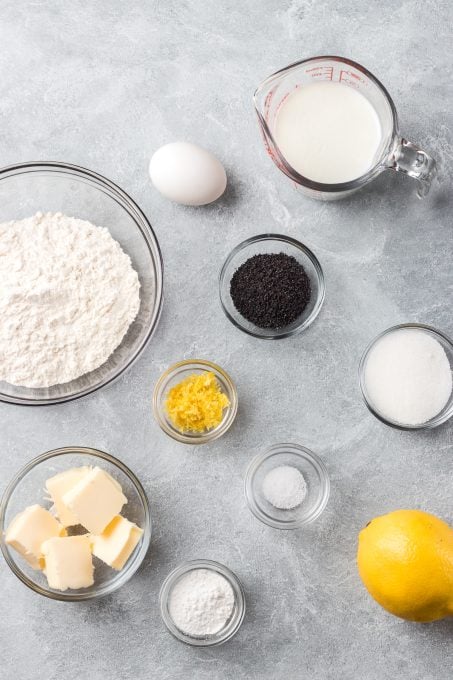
[254,56,436,200]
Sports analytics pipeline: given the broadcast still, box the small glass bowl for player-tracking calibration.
[159,559,246,646]
[152,360,238,444]
[219,233,325,339]
[245,443,330,530]
[0,447,151,601]
[0,161,163,406]
[359,323,453,430]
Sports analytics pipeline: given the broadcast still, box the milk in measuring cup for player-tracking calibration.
[274,81,382,184]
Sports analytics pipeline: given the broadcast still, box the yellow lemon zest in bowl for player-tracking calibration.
[165,372,230,433]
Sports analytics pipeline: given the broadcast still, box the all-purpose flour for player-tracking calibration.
[0,212,141,388]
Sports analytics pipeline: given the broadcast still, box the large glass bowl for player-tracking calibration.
[0,447,151,601]
[0,162,163,405]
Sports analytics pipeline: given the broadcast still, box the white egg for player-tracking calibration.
[149,142,227,206]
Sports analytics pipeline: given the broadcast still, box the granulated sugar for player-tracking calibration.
[364,328,452,425]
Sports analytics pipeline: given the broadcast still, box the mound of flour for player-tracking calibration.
[0,212,141,388]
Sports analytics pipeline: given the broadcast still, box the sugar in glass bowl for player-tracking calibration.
[0,447,151,601]
[219,233,325,339]
[0,161,163,406]
[245,443,330,529]
[152,359,238,444]
[359,323,453,430]
[159,559,246,646]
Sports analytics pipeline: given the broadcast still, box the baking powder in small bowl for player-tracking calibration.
[160,560,246,646]
[169,568,234,636]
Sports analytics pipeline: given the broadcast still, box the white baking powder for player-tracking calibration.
[364,328,452,425]
[262,465,307,510]
[168,568,235,636]
[0,212,140,388]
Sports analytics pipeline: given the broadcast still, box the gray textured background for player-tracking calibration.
[1,1,452,679]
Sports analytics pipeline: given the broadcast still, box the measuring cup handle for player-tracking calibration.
[390,138,437,198]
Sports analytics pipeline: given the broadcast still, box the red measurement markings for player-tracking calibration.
[305,66,333,80]
[339,70,366,86]
[264,91,274,116]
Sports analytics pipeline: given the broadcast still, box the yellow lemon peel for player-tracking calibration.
[357,509,453,622]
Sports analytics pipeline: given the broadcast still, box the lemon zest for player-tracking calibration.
[165,371,230,433]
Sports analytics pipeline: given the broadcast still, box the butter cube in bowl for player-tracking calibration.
[0,447,151,601]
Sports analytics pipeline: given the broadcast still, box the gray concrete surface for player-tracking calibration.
[1,1,452,679]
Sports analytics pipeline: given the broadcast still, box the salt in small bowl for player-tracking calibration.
[245,443,330,530]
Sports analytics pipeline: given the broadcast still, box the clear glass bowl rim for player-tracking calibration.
[244,442,331,529]
[359,322,453,430]
[0,160,163,406]
[159,558,246,646]
[152,359,238,444]
[0,446,152,601]
[219,233,326,339]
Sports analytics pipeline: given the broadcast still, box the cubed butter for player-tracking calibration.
[91,515,144,570]
[62,466,127,534]
[5,504,65,570]
[45,466,91,527]
[42,535,94,591]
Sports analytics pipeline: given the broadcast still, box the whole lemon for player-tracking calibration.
[357,509,453,622]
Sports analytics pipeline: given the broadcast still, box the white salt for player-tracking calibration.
[364,328,452,426]
[262,465,307,510]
